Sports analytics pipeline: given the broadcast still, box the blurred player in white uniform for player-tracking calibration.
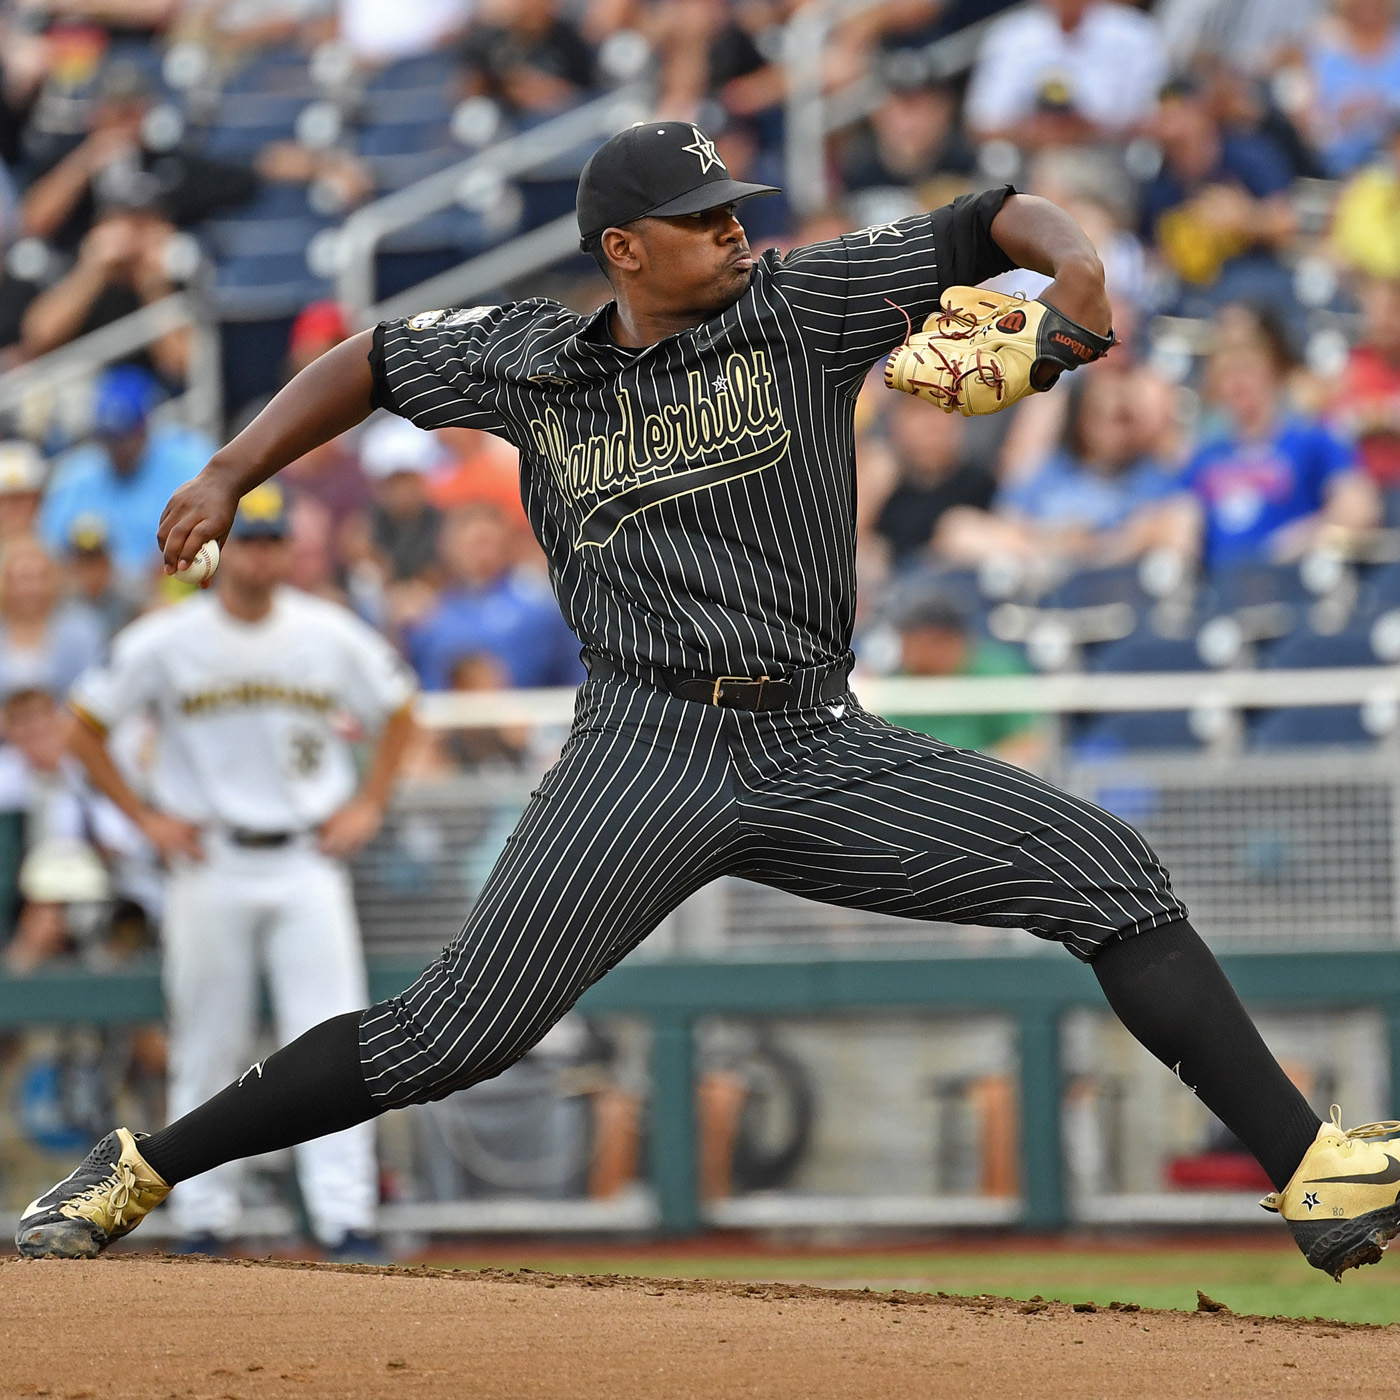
[65,482,418,1254]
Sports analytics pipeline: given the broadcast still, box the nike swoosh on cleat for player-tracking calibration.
[1305,1154,1400,1185]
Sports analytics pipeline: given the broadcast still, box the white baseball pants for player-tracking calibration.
[162,839,375,1245]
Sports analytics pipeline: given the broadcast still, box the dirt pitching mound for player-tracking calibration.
[1,1255,1396,1399]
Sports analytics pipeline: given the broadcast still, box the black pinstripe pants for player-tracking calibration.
[360,678,1186,1109]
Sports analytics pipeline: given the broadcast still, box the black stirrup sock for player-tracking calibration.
[139,1011,376,1185]
[1092,919,1321,1192]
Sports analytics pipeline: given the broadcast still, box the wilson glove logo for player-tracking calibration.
[528,350,789,548]
[996,310,1026,333]
[1050,329,1094,361]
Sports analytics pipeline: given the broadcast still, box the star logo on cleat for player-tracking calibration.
[682,127,726,174]
[863,222,905,244]
[1303,1190,1320,1212]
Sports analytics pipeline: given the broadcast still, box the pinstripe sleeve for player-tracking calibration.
[772,185,1017,378]
[370,305,518,438]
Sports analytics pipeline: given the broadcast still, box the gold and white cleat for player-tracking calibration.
[15,1128,169,1259]
[1261,1108,1400,1279]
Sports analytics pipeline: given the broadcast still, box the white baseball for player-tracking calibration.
[177,539,220,585]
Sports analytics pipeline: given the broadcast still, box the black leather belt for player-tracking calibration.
[583,651,852,711]
[228,828,296,848]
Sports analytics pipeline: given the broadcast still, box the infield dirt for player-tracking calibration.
[1,1254,1397,1399]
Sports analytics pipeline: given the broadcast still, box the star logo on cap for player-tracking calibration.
[681,127,726,175]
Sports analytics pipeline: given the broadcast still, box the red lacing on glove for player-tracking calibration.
[907,341,1006,411]
[927,302,985,338]
[883,295,989,349]
[885,297,913,345]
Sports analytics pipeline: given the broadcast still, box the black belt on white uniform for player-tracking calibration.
[583,651,853,711]
[228,828,299,848]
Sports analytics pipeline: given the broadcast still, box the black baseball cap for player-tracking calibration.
[576,122,780,248]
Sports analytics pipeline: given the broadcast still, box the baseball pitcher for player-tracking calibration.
[20,124,1395,1280]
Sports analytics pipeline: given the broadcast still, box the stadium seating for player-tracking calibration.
[1357,559,1400,616]
[355,119,456,162]
[200,213,333,261]
[220,46,319,97]
[376,207,495,299]
[1249,629,1382,749]
[1040,564,1150,613]
[212,251,333,313]
[1202,560,1313,611]
[220,318,299,417]
[1074,633,1212,755]
[363,54,462,92]
[359,90,456,128]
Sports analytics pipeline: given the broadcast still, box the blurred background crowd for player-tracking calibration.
[3,0,1400,955]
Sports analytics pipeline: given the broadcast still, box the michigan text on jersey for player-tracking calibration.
[178,681,338,717]
[526,349,790,548]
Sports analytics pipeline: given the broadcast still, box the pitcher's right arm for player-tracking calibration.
[158,328,377,573]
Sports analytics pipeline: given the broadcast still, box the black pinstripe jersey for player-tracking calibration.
[370,185,1015,676]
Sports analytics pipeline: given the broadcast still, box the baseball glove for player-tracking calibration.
[884,287,1115,417]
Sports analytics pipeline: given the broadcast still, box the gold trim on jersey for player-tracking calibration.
[526,349,789,549]
[67,701,108,736]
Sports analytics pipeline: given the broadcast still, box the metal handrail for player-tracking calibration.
[783,0,878,216]
[0,292,223,439]
[412,667,1400,730]
[337,85,651,320]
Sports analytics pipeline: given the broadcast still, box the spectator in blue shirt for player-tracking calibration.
[1307,0,1400,177]
[935,369,1179,570]
[1000,375,1177,538]
[40,367,212,585]
[1156,316,1380,569]
[407,503,584,690]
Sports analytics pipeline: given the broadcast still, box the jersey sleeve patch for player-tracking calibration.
[376,304,516,437]
[407,306,497,331]
[443,306,496,327]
